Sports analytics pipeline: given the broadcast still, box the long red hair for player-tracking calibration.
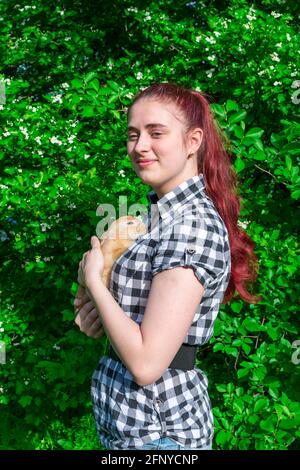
[128,82,262,304]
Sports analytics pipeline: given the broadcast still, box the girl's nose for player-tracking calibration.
[134,134,151,152]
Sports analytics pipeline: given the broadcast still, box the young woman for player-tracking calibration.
[74,83,261,451]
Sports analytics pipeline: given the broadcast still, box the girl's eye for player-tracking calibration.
[127,132,162,140]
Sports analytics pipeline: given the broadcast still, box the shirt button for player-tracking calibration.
[187,248,196,254]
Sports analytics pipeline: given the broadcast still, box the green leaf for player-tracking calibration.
[291,190,300,199]
[233,398,244,414]
[237,368,250,379]
[81,106,95,117]
[254,150,266,160]
[87,79,99,92]
[226,99,239,112]
[285,155,292,170]
[211,103,226,118]
[231,301,243,313]
[71,78,82,89]
[19,395,32,407]
[242,317,265,332]
[238,438,251,450]
[84,71,98,83]
[234,156,245,173]
[216,429,231,445]
[245,128,264,139]
[229,110,247,124]
[254,398,269,413]
[260,416,276,433]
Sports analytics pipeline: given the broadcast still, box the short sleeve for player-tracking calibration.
[152,215,226,291]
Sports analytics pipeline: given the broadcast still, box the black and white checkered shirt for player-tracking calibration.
[91,174,231,450]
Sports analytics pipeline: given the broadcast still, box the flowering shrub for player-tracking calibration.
[0,0,299,450]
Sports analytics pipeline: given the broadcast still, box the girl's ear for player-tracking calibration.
[187,128,203,155]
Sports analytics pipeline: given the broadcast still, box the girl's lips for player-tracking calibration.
[137,160,157,167]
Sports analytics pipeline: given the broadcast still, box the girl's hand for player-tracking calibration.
[77,236,105,288]
[74,290,105,339]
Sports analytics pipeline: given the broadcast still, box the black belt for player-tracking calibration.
[107,343,197,370]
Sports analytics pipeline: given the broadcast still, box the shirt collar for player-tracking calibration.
[146,174,206,220]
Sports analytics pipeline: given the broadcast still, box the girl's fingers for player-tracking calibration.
[87,319,104,338]
[92,326,105,339]
[74,289,91,310]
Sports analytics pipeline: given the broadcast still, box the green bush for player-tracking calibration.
[0,0,299,450]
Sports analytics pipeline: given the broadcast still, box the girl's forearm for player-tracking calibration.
[85,276,144,380]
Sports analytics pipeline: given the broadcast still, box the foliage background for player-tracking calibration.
[0,0,299,450]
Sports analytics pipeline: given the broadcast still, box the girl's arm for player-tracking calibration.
[80,236,205,386]
[86,266,204,386]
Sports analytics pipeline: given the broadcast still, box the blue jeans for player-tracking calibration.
[138,437,212,450]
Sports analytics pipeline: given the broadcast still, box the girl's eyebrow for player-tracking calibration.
[127,123,169,132]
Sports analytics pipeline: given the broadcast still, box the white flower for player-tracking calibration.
[195,36,201,43]
[67,135,76,144]
[145,12,151,21]
[258,70,266,76]
[271,11,281,18]
[107,62,113,70]
[213,31,221,37]
[286,33,291,41]
[0,105,4,110]
[126,92,134,99]
[50,136,62,145]
[238,220,249,230]
[205,36,216,44]
[275,43,282,48]
[52,94,63,104]
[136,72,143,80]
[118,170,126,177]
[61,83,69,89]
[53,344,61,350]
[273,81,282,86]
[208,55,216,61]
[270,52,280,62]
[35,136,41,145]
[20,126,29,139]
[127,6,138,13]
[244,23,251,29]
[3,131,10,137]
[84,154,91,159]
[40,223,50,232]
[206,69,214,78]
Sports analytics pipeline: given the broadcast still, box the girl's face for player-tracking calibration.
[127,98,201,198]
